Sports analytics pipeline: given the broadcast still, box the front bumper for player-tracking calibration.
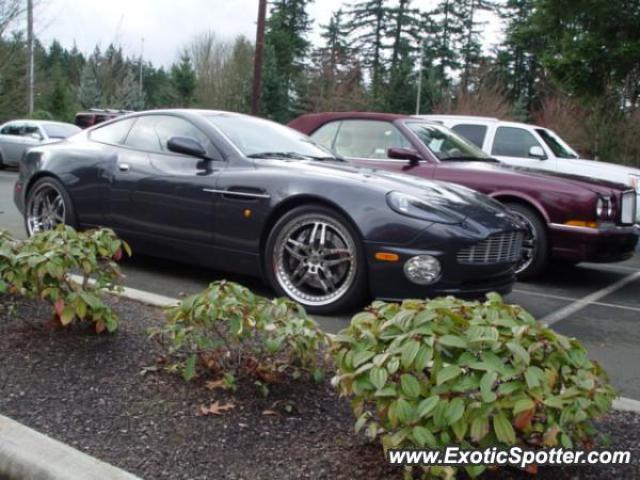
[549,222,639,263]
[365,223,520,301]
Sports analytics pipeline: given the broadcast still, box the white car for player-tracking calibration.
[0,120,80,169]
[418,115,640,224]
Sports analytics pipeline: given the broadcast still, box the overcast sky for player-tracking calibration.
[33,0,503,68]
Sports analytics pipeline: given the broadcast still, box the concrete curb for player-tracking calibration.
[0,415,142,480]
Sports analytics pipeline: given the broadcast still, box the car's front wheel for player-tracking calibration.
[506,202,549,279]
[25,177,77,236]
[265,205,368,314]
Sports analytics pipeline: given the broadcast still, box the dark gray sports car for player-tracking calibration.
[14,110,524,313]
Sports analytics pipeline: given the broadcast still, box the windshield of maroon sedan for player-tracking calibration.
[206,114,336,160]
[406,122,492,161]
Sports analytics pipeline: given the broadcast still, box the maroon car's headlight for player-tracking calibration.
[596,196,614,221]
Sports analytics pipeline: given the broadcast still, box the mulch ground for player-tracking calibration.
[0,294,638,480]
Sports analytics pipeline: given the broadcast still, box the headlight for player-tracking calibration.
[620,190,637,225]
[404,255,441,285]
[386,191,462,224]
[596,196,613,220]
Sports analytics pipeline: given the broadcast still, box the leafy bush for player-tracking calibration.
[150,281,328,394]
[331,294,615,479]
[0,226,130,332]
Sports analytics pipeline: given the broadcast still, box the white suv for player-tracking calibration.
[419,115,640,224]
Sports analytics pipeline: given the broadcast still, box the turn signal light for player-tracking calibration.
[564,220,598,228]
[374,252,400,262]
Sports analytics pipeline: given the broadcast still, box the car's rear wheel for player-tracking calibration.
[506,202,549,279]
[265,205,367,314]
[25,177,77,236]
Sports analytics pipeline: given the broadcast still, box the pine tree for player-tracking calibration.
[384,0,421,111]
[77,55,101,109]
[170,52,196,107]
[346,0,391,105]
[262,0,312,122]
[458,0,494,93]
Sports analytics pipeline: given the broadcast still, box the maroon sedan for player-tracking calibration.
[289,112,639,277]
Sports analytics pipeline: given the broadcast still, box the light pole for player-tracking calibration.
[27,0,34,115]
[415,39,425,115]
[252,0,267,116]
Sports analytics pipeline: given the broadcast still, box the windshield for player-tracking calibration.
[535,128,579,159]
[405,122,492,161]
[206,114,337,160]
[43,123,81,139]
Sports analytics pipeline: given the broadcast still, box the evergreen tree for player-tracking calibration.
[77,55,101,109]
[262,0,312,122]
[458,0,494,92]
[346,0,391,105]
[170,52,196,107]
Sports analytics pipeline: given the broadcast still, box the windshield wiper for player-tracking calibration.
[247,151,311,160]
[441,155,498,162]
[246,151,342,161]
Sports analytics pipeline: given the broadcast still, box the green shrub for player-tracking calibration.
[331,294,615,479]
[0,226,130,332]
[150,281,328,394]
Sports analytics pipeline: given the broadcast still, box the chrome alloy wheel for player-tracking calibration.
[273,215,357,307]
[26,183,66,235]
[511,210,537,274]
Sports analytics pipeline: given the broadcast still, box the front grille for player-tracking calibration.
[457,231,524,265]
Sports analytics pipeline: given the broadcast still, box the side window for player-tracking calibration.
[22,125,42,139]
[1,123,21,135]
[452,124,487,148]
[333,120,410,159]
[125,115,214,155]
[310,122,340,150]
[90,118,136,145]
[492,127,544,158]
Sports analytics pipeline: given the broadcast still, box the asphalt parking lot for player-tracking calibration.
[1,170,639,399]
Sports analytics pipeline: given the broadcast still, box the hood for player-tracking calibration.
[265,158,520,228]
[566,157,640,189]
[445,160,630,194]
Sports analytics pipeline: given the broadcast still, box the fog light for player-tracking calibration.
[404,255,441,285]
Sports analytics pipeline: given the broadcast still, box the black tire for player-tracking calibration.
[506,202,549,279]
[0,153,5,170]
[24,176,78,236]
[264,204,368,314]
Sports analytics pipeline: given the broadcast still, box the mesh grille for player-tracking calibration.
[457,231,524,265]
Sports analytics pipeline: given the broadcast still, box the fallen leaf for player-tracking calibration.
[205,379,226,391]
[262,410,278,416]
[514,409,535,431]
[200,401,235,416]
[95,321,106,334]
[54,299,65,316]
[525,464,538,475]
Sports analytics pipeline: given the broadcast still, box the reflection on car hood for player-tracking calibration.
[274,159,519,228]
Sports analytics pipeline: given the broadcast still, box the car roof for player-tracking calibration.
[418,114,546,130]
[288,111,413,133]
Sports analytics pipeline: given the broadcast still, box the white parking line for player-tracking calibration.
[540,271,640,326]
[513,289,640,313]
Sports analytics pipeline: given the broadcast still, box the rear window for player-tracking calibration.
[90,118,136,145]
[74,114,94,129]
[43,123,80,139]
[451,124,488,148]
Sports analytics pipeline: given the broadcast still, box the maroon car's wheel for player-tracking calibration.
[506,202,549,279]
[265,205,368,314]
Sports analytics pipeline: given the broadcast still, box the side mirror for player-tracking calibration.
[388,147,422,164]
[167,136,208,159]
[528,145,546,159]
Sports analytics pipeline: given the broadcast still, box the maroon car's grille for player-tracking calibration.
[457,231,524,265]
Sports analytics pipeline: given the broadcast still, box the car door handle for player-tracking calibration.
[118,163,130,172]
